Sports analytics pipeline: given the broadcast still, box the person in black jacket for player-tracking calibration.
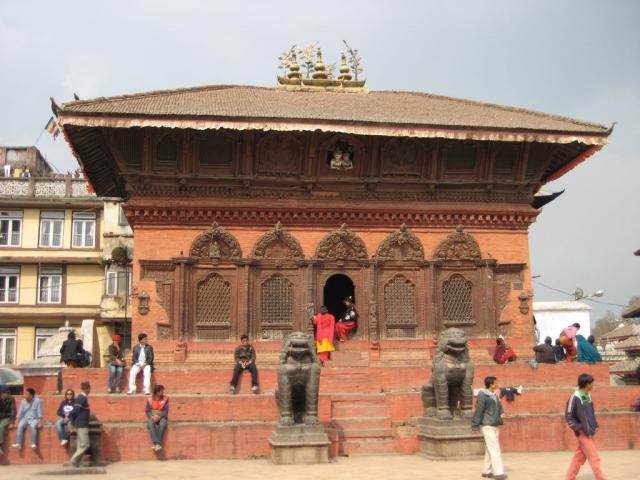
[0,385,16,455]
[55,389,75,446]
[128,333,154,395]
[565,373,606,480]
[66,381,91,468]
[59,331,81,367]
[533,336,556,364]
[554,338,567,363]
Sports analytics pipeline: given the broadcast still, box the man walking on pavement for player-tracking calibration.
[565,373,607,480]
[472,375,507,480]
[66,381,91,468]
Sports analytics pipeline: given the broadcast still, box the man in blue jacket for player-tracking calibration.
[67,381,91,468]
[472,376,507,480]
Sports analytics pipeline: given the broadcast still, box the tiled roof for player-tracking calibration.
[601,324,640,341]
[60,85,608,135]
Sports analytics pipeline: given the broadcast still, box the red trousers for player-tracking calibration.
[335,321,356,341]
[565,433,606,480]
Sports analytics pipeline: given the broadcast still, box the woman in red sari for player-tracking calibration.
[313,306,335,363]
[335,296,358,342]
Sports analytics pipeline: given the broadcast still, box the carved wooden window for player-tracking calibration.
[199,135,232,167]
[442,274,474,324]
[115,130,141,168]
[156,135,178,172]
[260,274,294,339]
[196,273,231,340]
[384,275,417,338]
[445,142,476,177]
[494,143,517,179]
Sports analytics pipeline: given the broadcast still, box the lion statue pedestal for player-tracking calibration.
[418,327,484,460]
[269,331,330,464]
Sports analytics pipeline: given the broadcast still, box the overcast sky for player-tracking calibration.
[1,0,638,322]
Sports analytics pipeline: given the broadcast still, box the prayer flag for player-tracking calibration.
[45,116,57,133]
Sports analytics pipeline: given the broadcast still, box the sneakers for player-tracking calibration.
[127,390,135,395]
[116,388,121,394]
[60,439,69,446]
[251,385,259,393]
[481,474,493,478]
[492,475,508,480]
[107,388,112,394]
[229,385,236,393]
[11,443,20,449]
[31,444,37,449]
[152,443,163,451]
[144,391,151,396]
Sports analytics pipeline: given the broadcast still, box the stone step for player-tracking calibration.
[330,416,392,430]
[2,411,639,465]
[334,428,394,439]
[332,402,389,418]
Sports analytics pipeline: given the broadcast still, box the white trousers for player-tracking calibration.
[481,425,504,476]
[128,364,151,393]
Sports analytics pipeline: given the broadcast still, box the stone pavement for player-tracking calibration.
[2,451,638,479]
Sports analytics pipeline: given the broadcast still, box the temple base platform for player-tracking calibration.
[269,424,330,464]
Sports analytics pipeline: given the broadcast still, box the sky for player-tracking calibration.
[1,0,638,323]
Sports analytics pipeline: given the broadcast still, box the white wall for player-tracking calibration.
[533,301,592,344]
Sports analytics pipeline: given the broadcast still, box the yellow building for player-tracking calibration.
[0,150,132,366]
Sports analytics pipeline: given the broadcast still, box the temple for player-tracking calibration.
[54,46,611,355]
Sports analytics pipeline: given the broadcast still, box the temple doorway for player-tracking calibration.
[323,274,355,321]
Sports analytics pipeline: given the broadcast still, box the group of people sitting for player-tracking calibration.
[492,322,602,365]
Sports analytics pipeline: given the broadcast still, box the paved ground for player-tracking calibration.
[2,451,638,479]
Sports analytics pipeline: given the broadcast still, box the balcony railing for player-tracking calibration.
[0,176,95,198]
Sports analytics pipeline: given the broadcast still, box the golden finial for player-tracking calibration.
[288,52,301,80]
[338,52,352,81]
[312,47,328,79]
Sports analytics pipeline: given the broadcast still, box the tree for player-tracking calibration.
[591,310,621,342]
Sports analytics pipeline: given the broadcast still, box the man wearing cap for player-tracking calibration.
[0,385,16,455]
[107,334,125,393]
[335,296,358,342]
[66,381,91,467]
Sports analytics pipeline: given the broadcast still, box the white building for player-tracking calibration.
[533,301,592,344]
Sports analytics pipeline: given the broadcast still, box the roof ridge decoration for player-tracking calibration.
[277,41,367,92]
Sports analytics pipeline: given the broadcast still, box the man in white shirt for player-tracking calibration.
[128,333,154,395]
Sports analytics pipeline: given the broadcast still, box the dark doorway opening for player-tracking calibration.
[323,274,355,321]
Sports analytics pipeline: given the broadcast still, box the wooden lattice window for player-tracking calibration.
[156,135,178,172]
[115,131,141,168]
[442,274,474,324]
[200,135,232,167]
[196,273,231,325]
[261,275,294,325]
[384,275,417,338]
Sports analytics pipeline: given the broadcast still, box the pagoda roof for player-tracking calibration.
[58,85,609,146]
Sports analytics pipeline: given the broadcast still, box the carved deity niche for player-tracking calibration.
[256,133,302,176]
[190,222,242,260]
[375,224,424,261]
[252,222,304,260]
[381,138,424,176]
[316,224,368,260]
[434,226,481,261]
[317,134,365,176]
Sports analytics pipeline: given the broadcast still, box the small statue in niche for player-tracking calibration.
[329,142,354,170]
[174,337,187,362]
[209,240,221,259]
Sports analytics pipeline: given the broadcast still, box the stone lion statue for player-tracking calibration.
[275,331,322,426]
[422,327,474,420]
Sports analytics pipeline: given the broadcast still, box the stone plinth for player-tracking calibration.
[269,424,330,464]
[417,416,484,460]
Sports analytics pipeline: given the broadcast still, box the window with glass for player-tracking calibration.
[0,210,22,247]
[35,327,58,358]
[72,211,96,248]
[0,328,16,365]
[39,211,65,247]
[0,266,19,303]
[105,269,130,297]
[38,266,63,304]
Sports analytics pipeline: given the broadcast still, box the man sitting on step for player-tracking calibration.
[229,334,259,393]
[128,333,154,395]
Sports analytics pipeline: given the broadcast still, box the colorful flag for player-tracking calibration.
[45,117,60,141]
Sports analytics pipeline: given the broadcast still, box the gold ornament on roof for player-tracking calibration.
[277,41,367,92]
